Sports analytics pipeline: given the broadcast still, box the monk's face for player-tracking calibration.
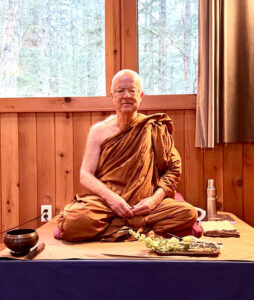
[111,74,144,114]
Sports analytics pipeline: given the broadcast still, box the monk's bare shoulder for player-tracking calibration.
[88,114,119,146]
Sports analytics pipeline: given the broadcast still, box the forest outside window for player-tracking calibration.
[138,0,198,95]
[0,0,105,97]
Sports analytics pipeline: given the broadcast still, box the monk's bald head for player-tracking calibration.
[111,69,143,92]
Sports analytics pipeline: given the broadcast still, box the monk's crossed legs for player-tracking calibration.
[56,197,197,242]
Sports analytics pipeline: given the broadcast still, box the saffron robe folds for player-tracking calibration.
[57,113,197,242]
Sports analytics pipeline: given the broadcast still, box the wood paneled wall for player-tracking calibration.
[0,108,254,240]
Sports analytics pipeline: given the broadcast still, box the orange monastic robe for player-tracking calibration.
[57,113,197,241]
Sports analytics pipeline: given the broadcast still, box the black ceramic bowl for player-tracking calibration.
[4,229,39,257]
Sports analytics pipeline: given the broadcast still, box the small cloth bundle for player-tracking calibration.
[201,220,240,237]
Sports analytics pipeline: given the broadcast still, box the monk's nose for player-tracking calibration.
[122,89,132,97]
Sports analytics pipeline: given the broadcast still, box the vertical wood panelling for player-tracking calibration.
[167,110,185,197]
[223,144,243,218]
[203,145,224,210]
[105,0,121,95]
[243,144,254,227]
[185,110,204,208]
[121,0,138,70]
[18,113,37,229]
[73,112,91,194]
[1,113,19,233]
[1,111,254,234]
[37,113,55,227]
[55,113,74,214]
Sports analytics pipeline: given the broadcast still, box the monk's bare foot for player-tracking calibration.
[54,227,62,240]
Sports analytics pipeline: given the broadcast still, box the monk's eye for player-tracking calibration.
[114,88,139,95]
[116,89,125,93]
[129,89,136,95]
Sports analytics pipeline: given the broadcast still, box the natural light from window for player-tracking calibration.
[0,0,105,97]
[138,0,198,95]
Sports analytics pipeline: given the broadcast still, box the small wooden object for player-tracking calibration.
[26,243,45,260]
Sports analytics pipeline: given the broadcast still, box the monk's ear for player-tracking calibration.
[137,91,144,107]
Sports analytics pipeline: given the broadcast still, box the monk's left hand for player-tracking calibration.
[131,197,158,215]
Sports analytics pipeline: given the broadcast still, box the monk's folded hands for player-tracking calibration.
[132,187,166,215]
[106,194,134,218]
[131,197,158,215]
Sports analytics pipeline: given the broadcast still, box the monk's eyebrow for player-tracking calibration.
[117,86,136,89]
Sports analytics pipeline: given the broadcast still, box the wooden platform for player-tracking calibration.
[1,212,254,261]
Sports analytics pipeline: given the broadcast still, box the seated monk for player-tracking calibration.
[55,69,198,242]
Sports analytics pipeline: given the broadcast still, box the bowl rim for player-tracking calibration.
[4,229,38,240]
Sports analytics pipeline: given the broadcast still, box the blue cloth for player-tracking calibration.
[0,260,254,300]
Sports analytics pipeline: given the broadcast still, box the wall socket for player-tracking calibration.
[41,205,52,222]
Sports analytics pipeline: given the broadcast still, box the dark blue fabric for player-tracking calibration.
[0,260,254,300]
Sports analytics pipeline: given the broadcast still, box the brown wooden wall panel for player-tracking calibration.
[184,110,204,208]
[1,113,19,233]
[223,144,243,219]
[121,0,138,70]
[55,113,74,214]
[73,112,91,194]
[37,113,56,227]
[18,113,37,229]
[203,145,224,211]
[1,110,254,236]
[105,0,121,95]
[243,144,254,227]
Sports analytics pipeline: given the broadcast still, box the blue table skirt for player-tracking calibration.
[1,260,254,300]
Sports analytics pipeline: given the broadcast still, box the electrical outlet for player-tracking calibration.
[41,205,52,222]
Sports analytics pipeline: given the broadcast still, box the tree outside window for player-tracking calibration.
[138,0,198,95]
[0,0,105,97]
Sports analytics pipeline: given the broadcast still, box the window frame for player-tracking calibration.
[0,0,196,112]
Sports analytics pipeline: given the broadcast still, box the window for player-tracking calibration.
[0,0,105,97]
[138,0,198,95]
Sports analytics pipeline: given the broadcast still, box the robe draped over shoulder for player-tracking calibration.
[56,113,196,242]
[81,113,181,204]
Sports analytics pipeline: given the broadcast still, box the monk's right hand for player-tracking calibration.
[107,196,134,218]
